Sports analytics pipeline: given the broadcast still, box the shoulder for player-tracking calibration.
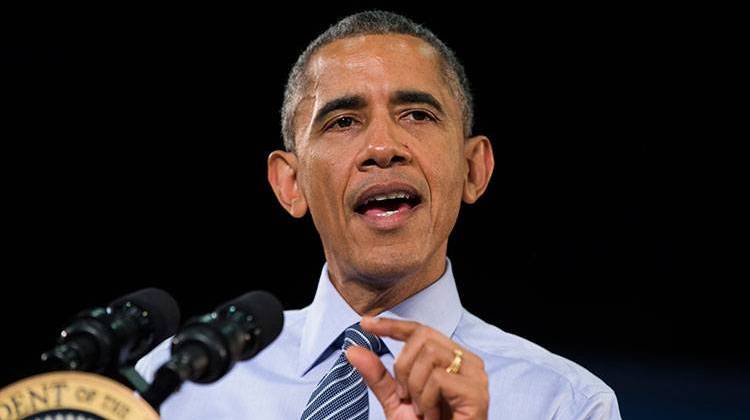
[455,310,620,419]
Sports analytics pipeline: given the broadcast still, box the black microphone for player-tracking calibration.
[41,288,181,374]
[142,290,283,409]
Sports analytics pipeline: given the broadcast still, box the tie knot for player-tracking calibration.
[343,323,387,356]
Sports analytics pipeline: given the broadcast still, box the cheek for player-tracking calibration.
[427,148,465,196]
[301,151,349,220]
[423,157,464,226]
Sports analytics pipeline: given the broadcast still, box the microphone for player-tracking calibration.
[142,290,283,409]
[41,288,181,374]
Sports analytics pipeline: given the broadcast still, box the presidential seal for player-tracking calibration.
[0,372,158,420]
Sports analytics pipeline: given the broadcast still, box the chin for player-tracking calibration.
[350,250,425,288]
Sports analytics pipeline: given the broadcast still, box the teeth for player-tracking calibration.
[376,210,400,217]
[365,192,411,205]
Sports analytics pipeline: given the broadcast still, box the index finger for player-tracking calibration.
[361,316,420,341]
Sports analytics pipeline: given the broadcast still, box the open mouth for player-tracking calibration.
[354,188,423,217]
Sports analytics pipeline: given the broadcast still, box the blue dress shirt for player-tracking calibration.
[136,261,621,419]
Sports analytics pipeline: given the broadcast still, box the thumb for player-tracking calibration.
[346,346,401,414]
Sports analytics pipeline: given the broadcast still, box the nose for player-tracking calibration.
[355,118,412,170]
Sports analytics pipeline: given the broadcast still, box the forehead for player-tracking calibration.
[305,34,450,105]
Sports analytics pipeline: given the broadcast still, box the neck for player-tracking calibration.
[325,253,448,316]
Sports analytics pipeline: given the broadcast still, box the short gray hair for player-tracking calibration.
[281,10,474,152]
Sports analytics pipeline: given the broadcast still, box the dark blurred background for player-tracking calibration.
[2,4,745,419]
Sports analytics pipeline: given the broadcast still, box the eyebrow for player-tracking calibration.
[390,90,444,115]
[313,95,366,126]
[312,90,445,127]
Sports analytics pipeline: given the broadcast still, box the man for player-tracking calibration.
[137,10,621,419]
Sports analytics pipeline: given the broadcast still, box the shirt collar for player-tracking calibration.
[297,259,463,377]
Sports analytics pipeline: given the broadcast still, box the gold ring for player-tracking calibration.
[445,349,463,374]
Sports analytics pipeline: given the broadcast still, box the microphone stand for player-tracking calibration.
[140,343,209,411]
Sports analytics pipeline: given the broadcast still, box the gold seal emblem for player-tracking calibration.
[0,372,158,420]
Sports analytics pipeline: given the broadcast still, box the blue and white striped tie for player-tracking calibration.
[300,323,388,420]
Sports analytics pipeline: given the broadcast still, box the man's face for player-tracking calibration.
[283,34,472,285]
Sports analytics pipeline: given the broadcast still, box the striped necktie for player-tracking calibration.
[300,323,388,420]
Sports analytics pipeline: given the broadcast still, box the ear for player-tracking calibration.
[462,135,495,204]
[267,150,308,218]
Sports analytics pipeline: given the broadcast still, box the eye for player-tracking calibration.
[326,116,356,131]
[404,110,437,122]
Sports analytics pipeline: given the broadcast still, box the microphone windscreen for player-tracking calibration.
[109,287,181,342]
[223,290,284,355]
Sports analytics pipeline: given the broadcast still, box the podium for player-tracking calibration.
[0,372,158,420]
